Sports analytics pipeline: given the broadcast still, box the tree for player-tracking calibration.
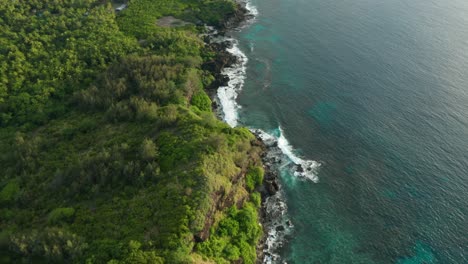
[108,241,164,264]
[141,139,158,161]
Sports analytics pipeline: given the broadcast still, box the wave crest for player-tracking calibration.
[277,127,320,182]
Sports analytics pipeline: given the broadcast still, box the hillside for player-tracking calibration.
[0,1,264,263]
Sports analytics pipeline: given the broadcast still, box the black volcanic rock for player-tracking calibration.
[275,225,285,232]
[265,180,279,195]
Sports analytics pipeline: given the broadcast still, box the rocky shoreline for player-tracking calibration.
[200,3,290,263]
[252,130,293,264]
[201,2,250,104]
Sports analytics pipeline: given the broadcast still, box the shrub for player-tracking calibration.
[9,228,87,262]
[250,192,261,208]
[191,91,212,112]
[48,207,75,224]
[0,180,20,203]
[217,218,239,237]
[223,244,240,261]
[245,166,264,191]
[238,240,256,264]
[140,139,158,161]
[197,203,261,263]
[130,97,159,121]
[109,240,164,264]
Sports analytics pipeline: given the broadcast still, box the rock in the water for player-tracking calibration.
[265,180,280,195]
[296,164,304,173]
[264,171,276,181]
[275,225,285,232]
[272,180,279,191]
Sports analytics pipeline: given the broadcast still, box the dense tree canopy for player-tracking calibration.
[0,0,140,125]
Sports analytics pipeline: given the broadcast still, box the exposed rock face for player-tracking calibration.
[222,4,250,30]
[201,1,251,103]
[275,225,285,232]
[202,41,238,95]
[265,179,279,196]
[251,129,294,264]
[195,165,251,241]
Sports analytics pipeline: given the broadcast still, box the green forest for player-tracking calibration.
[0,0,264,263]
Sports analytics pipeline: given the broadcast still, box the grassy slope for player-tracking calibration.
[0,0,263,263]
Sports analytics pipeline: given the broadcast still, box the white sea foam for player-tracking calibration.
[253,128,276,144]
[217,40,248,127]
[277,127,320,182]
[263,193,291,264]
[215,2,319,263]
[245,1,259,16]
[249,42,255,52]
[217,0,258,127]
[252,128,320,264]
[251,130,291,264]
[253,128,320,182]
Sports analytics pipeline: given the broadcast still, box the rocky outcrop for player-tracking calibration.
[201,1,251,104]
[222,3,251,31]
[251,129,294,264]
[202,41,237,96]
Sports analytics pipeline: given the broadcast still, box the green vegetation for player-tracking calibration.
[196,203,262,264]
[0,0,264,263]
[0,179,20,203]
[246,166,265,191]
[0,0,140,126]
[48,207,76,224]
[117,0,237,38]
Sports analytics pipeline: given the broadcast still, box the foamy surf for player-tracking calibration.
[263,192,291,264]
[217,1,258,127]
[252,127,320,264]
[251,129,292,264]
[278,127,320,182]
[213,2,321,263]
[245,1,259,16]
[217,40,248,127]
[253,128,320,182]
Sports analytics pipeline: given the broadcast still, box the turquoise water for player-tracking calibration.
[235,0,468,262]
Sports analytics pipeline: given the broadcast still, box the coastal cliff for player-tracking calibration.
[0,0,268,263]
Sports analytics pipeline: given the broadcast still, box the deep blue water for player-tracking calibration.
[235,0,468,262]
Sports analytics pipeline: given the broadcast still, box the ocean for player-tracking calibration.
[218,0,468,263]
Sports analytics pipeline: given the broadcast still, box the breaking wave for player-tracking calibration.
[277,127,320,182]
[217,0,258,127]
[252,127,320,263]
[215,2,320,263]
[255,127,321,182]
[217,40,248,127]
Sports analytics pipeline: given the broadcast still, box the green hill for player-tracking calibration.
[0,1,263,263]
